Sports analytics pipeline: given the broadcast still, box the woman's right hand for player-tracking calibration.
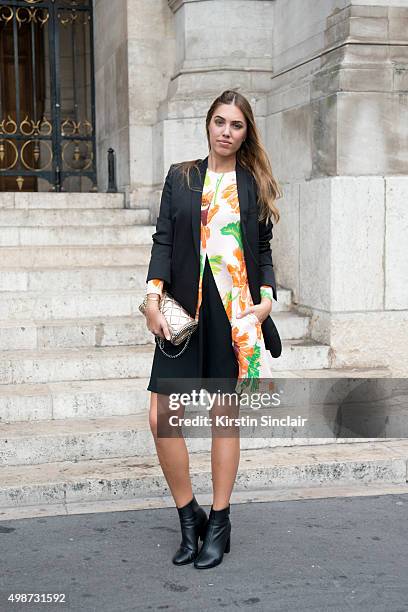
[145,303,171,341]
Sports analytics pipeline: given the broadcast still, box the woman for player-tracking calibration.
[144,90,282,569]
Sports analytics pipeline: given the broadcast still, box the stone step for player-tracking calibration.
[274,287,291,310]
[0,311,309,351]
[0,192,125,210]
[0,208,150,227]
[0,378,152,423]
[0,409,399,467]
[0,316,154,351]
[272,311,309,339]
[0,289,146,320]
[0,287,292,319]
[0,265,147,292]
[5,481,408,521]
[0,225,156,247]
[0,345,152,385]
[277,339,331,369]
[0,340,330,386]
[0,245,152,268]
[0,413,156,466]
[0,439,406,508]
[0,366,390,424]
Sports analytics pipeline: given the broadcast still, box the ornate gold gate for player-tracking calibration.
[0,0,96,191]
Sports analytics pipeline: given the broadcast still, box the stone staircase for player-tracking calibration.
[0,192,400,518]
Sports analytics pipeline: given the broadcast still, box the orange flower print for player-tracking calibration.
[201,190,214,226]
[201,189,213,208]
[207,203,219,224]
[151,279,162,288]
[231,326,254,379]
[238,284,253,313]
[201,225,210,249]
[227,248,250,310]
[201,190,219,249]
[253,317,262,341]
[224,290,232,320]
[227,248,245,285]
[222,183,239,213]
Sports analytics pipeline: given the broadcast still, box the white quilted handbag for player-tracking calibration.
[139,291,198,358]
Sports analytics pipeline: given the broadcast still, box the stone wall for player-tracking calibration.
[94,0,129,192]
[94,0,175,202]
[268,1,408,372]
[125,0,176,208]
[158,0,275,182]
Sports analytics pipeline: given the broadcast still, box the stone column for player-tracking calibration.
[157,0,275,190]
[95,0,275,208]
[94,0,130,192]
[94,0,175,205]
[268,0,408,372]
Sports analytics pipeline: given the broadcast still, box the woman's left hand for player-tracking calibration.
[237,297,272,324]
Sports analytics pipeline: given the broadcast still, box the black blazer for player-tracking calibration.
[146,155,282,358]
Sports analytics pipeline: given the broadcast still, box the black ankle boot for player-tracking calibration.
[172,496,208,565]
[193,504,231,569]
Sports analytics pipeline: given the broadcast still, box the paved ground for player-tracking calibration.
[1,493,408,612]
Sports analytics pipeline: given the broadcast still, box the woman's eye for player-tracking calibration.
[214,119,243,129]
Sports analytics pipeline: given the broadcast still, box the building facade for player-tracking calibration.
[96,0,408,374]
[1,0,408,373]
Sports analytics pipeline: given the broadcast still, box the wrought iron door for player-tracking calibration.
[0,0,96,191]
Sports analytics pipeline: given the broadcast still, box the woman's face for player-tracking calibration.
[208,103,247,157]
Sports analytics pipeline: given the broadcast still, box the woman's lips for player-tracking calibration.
[218,141,232,147]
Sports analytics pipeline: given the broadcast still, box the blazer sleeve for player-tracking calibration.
[146,165,175,285]
[254,176,277,302]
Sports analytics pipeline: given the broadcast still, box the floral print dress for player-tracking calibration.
[147,168,274,390]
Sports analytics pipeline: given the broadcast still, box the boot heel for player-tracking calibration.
[194,505,231,569]
[224,535,231,554]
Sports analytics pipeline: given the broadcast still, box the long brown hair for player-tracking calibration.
[173,89,282,223]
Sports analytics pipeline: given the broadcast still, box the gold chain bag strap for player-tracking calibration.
[139,291,198,358]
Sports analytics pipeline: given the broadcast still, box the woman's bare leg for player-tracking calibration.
[149,391,194,507]
[210,394,240,510]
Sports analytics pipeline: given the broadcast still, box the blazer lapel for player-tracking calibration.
[190,155,250,259]
[191,156,208,259]
[235,159,249,234]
